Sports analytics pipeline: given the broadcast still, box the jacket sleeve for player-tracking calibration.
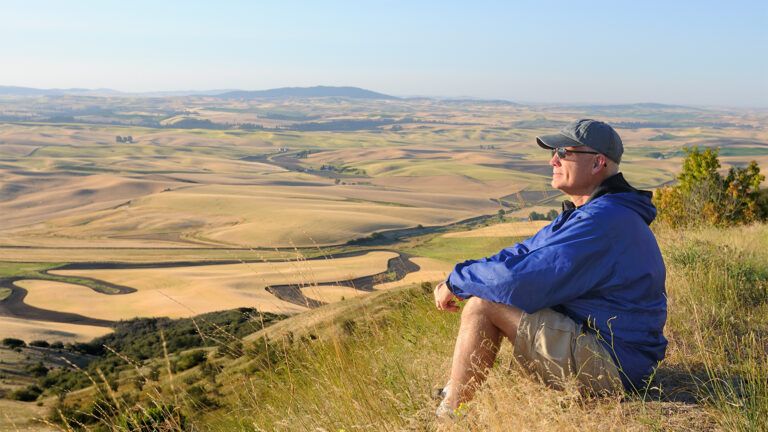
[447,214,614,313]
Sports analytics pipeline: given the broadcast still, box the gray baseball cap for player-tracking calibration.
[536,119,623,163]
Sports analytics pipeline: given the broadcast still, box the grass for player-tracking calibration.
[218,224,767,431]
[5,220,768,430]
[14,223,767,431]
[0,262,63,278]
[3,100,768,429]
[0,262,123,295]
[400,235,525,263]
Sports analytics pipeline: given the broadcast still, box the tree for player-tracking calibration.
[2,338,26,349]
[546,209,559,220]
[721,161,765,223]
[654,146,767,227]
[497,209,505,221]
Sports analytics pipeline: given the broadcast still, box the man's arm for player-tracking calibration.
[447,215,614,313]
[432,238,533,312]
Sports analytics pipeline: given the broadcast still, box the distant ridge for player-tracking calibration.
[0,86,236,97]
[219,86,398,100]
[0,85,125,97]
[557,102,705,111]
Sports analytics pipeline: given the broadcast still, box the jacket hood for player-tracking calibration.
[563,173,657,225]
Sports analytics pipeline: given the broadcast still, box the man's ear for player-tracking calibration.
[593,155,607,172]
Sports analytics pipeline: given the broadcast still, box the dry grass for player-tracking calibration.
[27,222,768,432]
[0,399,57,431]
[199,223,766,431]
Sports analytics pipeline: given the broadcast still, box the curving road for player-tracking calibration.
[265,251,420,308]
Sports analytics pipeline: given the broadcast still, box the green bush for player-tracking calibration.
[11,385,43,402]
[186,385,220,410]
[50,341,64,349]
[176,350,207,371]
[115,403,188,432]
[2,338,26,349]
[29,340,50,348]
[654,146,767,227]
[26,361,49,377]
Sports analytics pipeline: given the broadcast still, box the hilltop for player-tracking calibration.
[218,85,398,100]
[2,222,767,431]
[0,85,397,100]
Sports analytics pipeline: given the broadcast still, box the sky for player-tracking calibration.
[1,0,766,107]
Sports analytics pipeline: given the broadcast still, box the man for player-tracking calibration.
[434,119,667,415]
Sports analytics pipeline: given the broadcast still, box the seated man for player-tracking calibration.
[434,119,667,415]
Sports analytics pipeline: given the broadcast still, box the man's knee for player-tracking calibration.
[461,297,523,336]
[461,296,496,320]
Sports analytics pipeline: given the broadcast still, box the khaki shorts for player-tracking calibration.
[513,308,623,394]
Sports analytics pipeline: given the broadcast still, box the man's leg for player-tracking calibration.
[446,297,523,409]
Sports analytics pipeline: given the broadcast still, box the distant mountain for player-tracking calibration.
[0,86,56,96]
[135,89,236,97]
[560,102,705,111]
[0,86,236,98]
[0,86,127,97]
[219,86,398,100]
[440,98,521,106]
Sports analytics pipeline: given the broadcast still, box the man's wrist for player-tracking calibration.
[444,278,454,294]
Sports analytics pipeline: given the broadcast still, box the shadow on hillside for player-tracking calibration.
[644,364,744,405]
[643,365,704,404]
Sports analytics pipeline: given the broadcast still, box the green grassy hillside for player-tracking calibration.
[17,223,763,431]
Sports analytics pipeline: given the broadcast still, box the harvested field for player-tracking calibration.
[301,285,369,303]
[442,220,550,238]
[9,183,505,248]
[21,251,400,320]
[0,316,112,343]
[0,247,294,263]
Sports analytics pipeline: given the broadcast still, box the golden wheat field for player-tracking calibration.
[1,95,767,353]
[26,251,397,319]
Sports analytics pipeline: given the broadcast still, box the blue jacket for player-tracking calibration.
[447,174,667,391]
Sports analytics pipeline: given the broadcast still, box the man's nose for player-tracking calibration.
[549,153,561,167]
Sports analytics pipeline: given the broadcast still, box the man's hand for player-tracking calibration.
[434,280,460,312]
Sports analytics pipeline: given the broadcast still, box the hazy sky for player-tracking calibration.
[1,0,766,106]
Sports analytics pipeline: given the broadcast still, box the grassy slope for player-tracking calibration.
[34,223,768,431]
[213,223,767,431]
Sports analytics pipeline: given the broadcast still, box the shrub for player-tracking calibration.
[654,146,767,227]
[29,340,50,348]
[186,385,220,410]
[176,350,207,371]
[529,210,558,221]
[26,361,49,377]
[11,385,43,402]
[115,403,188,431]
[2,338,26,349]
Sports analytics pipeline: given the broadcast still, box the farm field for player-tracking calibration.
[1,93,767,348]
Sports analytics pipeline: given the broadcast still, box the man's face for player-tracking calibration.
[549,146,600,195]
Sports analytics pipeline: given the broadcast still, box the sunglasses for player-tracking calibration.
[551,148,599,159]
